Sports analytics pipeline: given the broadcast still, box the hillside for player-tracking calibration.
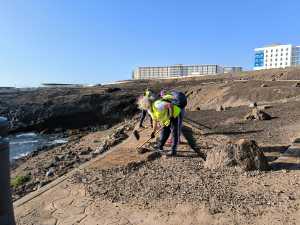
[3,67,300,225]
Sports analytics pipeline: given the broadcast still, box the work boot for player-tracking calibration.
[152,143,163,153]
[165,150,177,157]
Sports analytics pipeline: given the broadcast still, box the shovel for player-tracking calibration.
[136,128,163,151]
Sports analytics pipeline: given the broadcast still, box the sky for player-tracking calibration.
[0,0,300,87]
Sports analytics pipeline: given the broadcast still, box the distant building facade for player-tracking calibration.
[223,66,243,73]
[132,64,232,79]
[0,87,16,93]
[42,83,83,88]
[254,44,300,70]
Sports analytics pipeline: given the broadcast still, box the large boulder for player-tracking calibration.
[244,108,272,121]
[249,102,257,108]
[216,105,224,112]
[293,82,300,87]
[204,139,269,171]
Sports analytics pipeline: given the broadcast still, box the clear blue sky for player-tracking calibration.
[0,0,299,87]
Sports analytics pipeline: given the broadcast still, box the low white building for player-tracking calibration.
[132,64,232,80]
[254,44,300,70]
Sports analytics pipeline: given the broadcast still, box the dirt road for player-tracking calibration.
[14,122,300,225]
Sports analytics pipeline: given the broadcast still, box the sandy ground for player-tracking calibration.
[14,122,300,225]
[11,68,300,224]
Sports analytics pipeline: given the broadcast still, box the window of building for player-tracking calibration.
[275,63,277,66]
[280,63,282,65]
[271,49,273,52]
[286,62,288,65]
[281,48,283,51]
[270,64,272,66]
[254,51,264,67]
[265,64,267,66]
[276,49,278,52]
[271,54,273,57]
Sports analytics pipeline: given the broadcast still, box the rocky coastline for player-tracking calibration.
[10,119,136,201]
[0,85,144,201]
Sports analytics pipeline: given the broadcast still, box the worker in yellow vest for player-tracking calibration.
[160,90,187,143]
[139,88,157,128]
[138,96,181,156]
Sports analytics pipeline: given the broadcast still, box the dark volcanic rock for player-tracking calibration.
[293,82,300,87]
[216,105,224,112]
[204,139,270,171]
[106,87,121,93]
[244,108,272,121]
[0,88,139,132]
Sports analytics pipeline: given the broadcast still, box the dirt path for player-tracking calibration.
[14,123,300,225]
[14,127,201,225]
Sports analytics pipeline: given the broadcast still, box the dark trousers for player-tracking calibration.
[178,108,185,139]
[139,110,152,127]
[159,117,179,154]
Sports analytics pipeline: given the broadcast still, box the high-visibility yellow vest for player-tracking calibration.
[149,100,181,126]
[162,93,174,101]
[145,90,150,97]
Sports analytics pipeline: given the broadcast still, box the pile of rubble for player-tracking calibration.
[204,139,270,171]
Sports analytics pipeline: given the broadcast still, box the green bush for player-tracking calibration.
[11,175,31,188]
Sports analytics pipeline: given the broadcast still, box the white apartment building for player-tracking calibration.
[254,44,300,70]
[133,64,227,80]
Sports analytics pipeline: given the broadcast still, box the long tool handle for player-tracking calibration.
[136,128,162,149]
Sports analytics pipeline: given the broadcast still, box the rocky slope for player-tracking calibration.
[3,67,300,133]
[0,86,140,133]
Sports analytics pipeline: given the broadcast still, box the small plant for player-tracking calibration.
[11,174,31,188]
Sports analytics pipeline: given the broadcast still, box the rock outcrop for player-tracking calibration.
[249,102,257,108]
[244,108,272,121]
[293,82,300,87]
[0,88,139,132]
[216,105,224,112]
[204,139,269,171]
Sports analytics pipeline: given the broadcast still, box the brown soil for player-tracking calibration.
[68,125,300,225]
[10,67,300,224]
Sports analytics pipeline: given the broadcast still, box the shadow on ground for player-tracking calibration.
[182,126,206,160]
[260,145,300,170]
[260,145,290,162]
[204,129,264,136]
[271,162,300,170]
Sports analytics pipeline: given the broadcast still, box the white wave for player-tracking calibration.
[51,139,68,144]
[15,132,37,138]
[10,140,39,145]
[12,151,30,160]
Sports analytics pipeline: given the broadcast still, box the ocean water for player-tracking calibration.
[8,132,68,160]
